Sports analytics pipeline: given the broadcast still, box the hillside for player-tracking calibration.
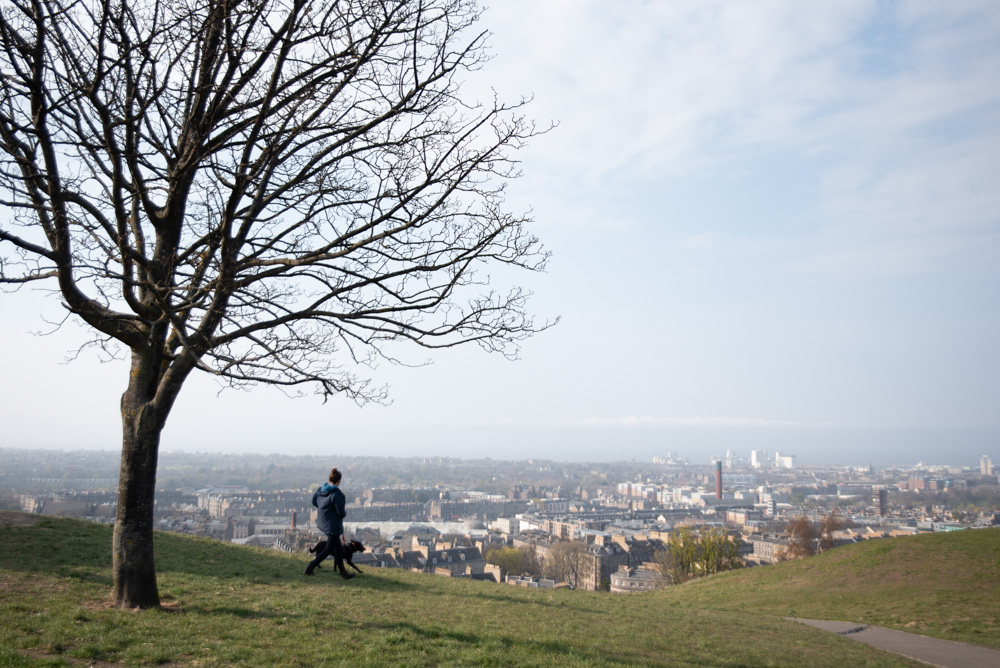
[2,514,988,666]
[660,526,1000,649]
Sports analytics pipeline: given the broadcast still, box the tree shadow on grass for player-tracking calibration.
[175,604,307,621]
[58,567,114,588]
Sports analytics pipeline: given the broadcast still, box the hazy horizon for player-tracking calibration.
[2,428,993,470]
[2,1,997,468]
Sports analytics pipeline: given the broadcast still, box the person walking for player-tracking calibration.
[304,467,353,579]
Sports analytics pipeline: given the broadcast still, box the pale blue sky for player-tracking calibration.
[2,1,998,466]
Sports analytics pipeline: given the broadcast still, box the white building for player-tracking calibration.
[775,452,795,469]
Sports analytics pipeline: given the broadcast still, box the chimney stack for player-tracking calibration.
[291,511,297,530]
[715,461,723,500]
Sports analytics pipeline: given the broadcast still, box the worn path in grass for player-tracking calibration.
[790,618,1000,668]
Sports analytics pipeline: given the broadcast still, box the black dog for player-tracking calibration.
[308,539,366,573]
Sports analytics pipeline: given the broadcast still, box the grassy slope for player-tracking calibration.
[0,516,973,667]
[659,527,1000,649]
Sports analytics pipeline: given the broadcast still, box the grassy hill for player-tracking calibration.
[2,514,995,667]
[659,526,1000,649]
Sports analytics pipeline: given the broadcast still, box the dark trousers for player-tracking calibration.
[308,534,346,574]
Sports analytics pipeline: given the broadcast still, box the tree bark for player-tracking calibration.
[112,349,165,609]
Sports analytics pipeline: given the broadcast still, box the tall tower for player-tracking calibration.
[982,455,994,476]
[715,460,723,500]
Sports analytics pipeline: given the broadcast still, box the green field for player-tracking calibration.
[3,514,995,666]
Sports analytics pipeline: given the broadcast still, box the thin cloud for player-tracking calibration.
[579,416,836,429]
[472,416,840,430]
[479,1,1000,276]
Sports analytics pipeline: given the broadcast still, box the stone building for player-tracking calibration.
[578,537,629,591]
[609,565,664,593]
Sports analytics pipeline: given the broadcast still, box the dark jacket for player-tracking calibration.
[312,483,346,536]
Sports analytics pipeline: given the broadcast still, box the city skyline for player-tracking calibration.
[1,1,998,465]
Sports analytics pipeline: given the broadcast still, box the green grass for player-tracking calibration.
[3,516,983,666]
[659,527,1000,649]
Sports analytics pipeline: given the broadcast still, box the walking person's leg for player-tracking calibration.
[305,535,336,575]
[333,535,353,579]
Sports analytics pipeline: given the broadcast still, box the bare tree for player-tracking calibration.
[545,540,586,587]
[517,541,543,578]
[777,515,817,561]
[0,0,550,608]
[817,510,848,553]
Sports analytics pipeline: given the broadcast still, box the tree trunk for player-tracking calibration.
[112,350,164,609]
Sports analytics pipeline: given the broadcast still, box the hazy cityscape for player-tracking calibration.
[4,446,996,592]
